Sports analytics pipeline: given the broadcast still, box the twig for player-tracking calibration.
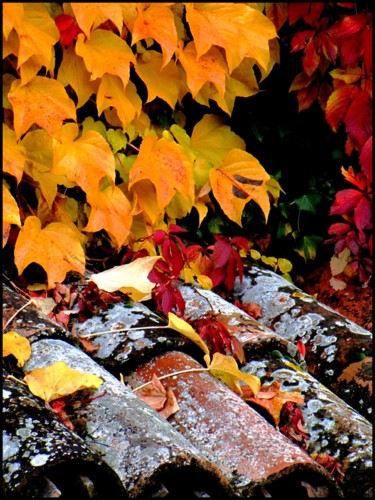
[5,375,28,387]
[78,324,168,339]
[3,300,32,331]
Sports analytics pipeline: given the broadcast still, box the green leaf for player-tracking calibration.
[107,128,128,153]
[294,235,323,262]
[294,194,321,214]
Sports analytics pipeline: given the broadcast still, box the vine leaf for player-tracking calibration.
[136,373,179,419]
[3,124,26,185]
[3,184,21,247]
[70,3,124,39]
[167,312,210,362]
[24,361,103,403]
[3,331,31,367]
[14,216,86,289]
[8,76,77,140]
[90,255,162,301]
[209,149,270,226]
[132,3,178,68]
[185,3,276,73]
[207,352,260,396]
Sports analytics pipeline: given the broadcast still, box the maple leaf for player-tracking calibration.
[135,51,187,109]
[207,352,260,396]
[209,149,271,226]
[57,45,97,109]
[3,124,26,185]
[128,135,194,213]
[176,41,228,99]
[97,76,142,132]
[185,3,276,73]
[3,331,31,367]
[75,30,135,91]
[90,255,162,301]
[242,380,304,427]
[8,76,77,140]
[83,184,133,248]
[3,184,21,247]
[14,216,86,289]
[136,373,179,419]
[132,3,178,68]
[70,3,124,39]
[24,361,103,403]
[51,123,116,200]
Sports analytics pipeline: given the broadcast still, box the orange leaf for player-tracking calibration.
[185,3,276,73]
[242,380,304,426]
[75,30,135,90]
[8,76,77,140]
[71,3,124,39]
[3,124,26,185]
[136,373,180,419]
[3,184,21,247]
[129,135,194,212]
[14,216,85,289]
[3,331,31,367]
[209,149,270,226]
[132,4,178,68]
[24,361,103,403]
[84,184,133,248]
[51,124,115,200]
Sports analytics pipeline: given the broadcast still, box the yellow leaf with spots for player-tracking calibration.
[176,41,228,98]
[132,4,178,67]
[129,135,194,212]
[3,124,26,185]
[167,312,210,359]
[8,77,76,141]
[24,361,103,403]
[208,352,260,396]
[84,184,133,248]
[14,216,85,289]
[210,149,270,226]
[90,256,162,301]
[75,30,135,90]
[52,123,115,199]
[3,331,31,367]
[185,3,276,73]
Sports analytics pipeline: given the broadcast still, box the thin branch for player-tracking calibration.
[3,300,32,331]
[132,367,209,392]
[5,375,28,387]
[78,324,168,339]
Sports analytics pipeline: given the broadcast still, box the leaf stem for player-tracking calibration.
[132,367,209,392]
[3,300,32,331]
[5,375,28,387]
[78,324,168,339]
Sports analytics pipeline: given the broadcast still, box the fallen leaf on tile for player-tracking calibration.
[3,331,31,367]
[136,373,179,419]
[233,299,262,319]
[24,361,103,403]
[241,380,304,426]
[207,352,260,396]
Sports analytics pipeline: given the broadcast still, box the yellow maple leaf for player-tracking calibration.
[3,331,31,367]
[167,312,210,360]
[8,76,77,141]
[129,135,194,212]
[207,352,260,396]
[97,76,142,132]
[132,3,178,68]
[3,3,24,41]
[24,361,103,403]
[3,124,26,185]
[3,184,21,247]
[185,3,276,74]
[14,216,85,289]
[51,123,116,199]
[71,3,124,39]
[130,180,163,225]
[176,41,228,98]
[135,51,187,109]
[210,149,270,226]
[12,3,59,69]
[57,46,97,109]
[90,255,162,301]
[75,30,135,90]
[84,184,133,248]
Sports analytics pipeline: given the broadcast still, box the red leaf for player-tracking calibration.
[344,91,372,150]
[329,14,367,38]
[233,300,263,319]
[288,3,310,26]
[169,224,188,234]
[212,239,232,269]
[360,136,373,184]
[290,30,316,52]
[329,189,363,215]
[341,166,367,190]
[153,229,166,245]
[55,14,83,48]
[303,4,325,26]
[297,339,306,357]
[325,85,357,132]
[327,222,352,236]
[354,197,372,237]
